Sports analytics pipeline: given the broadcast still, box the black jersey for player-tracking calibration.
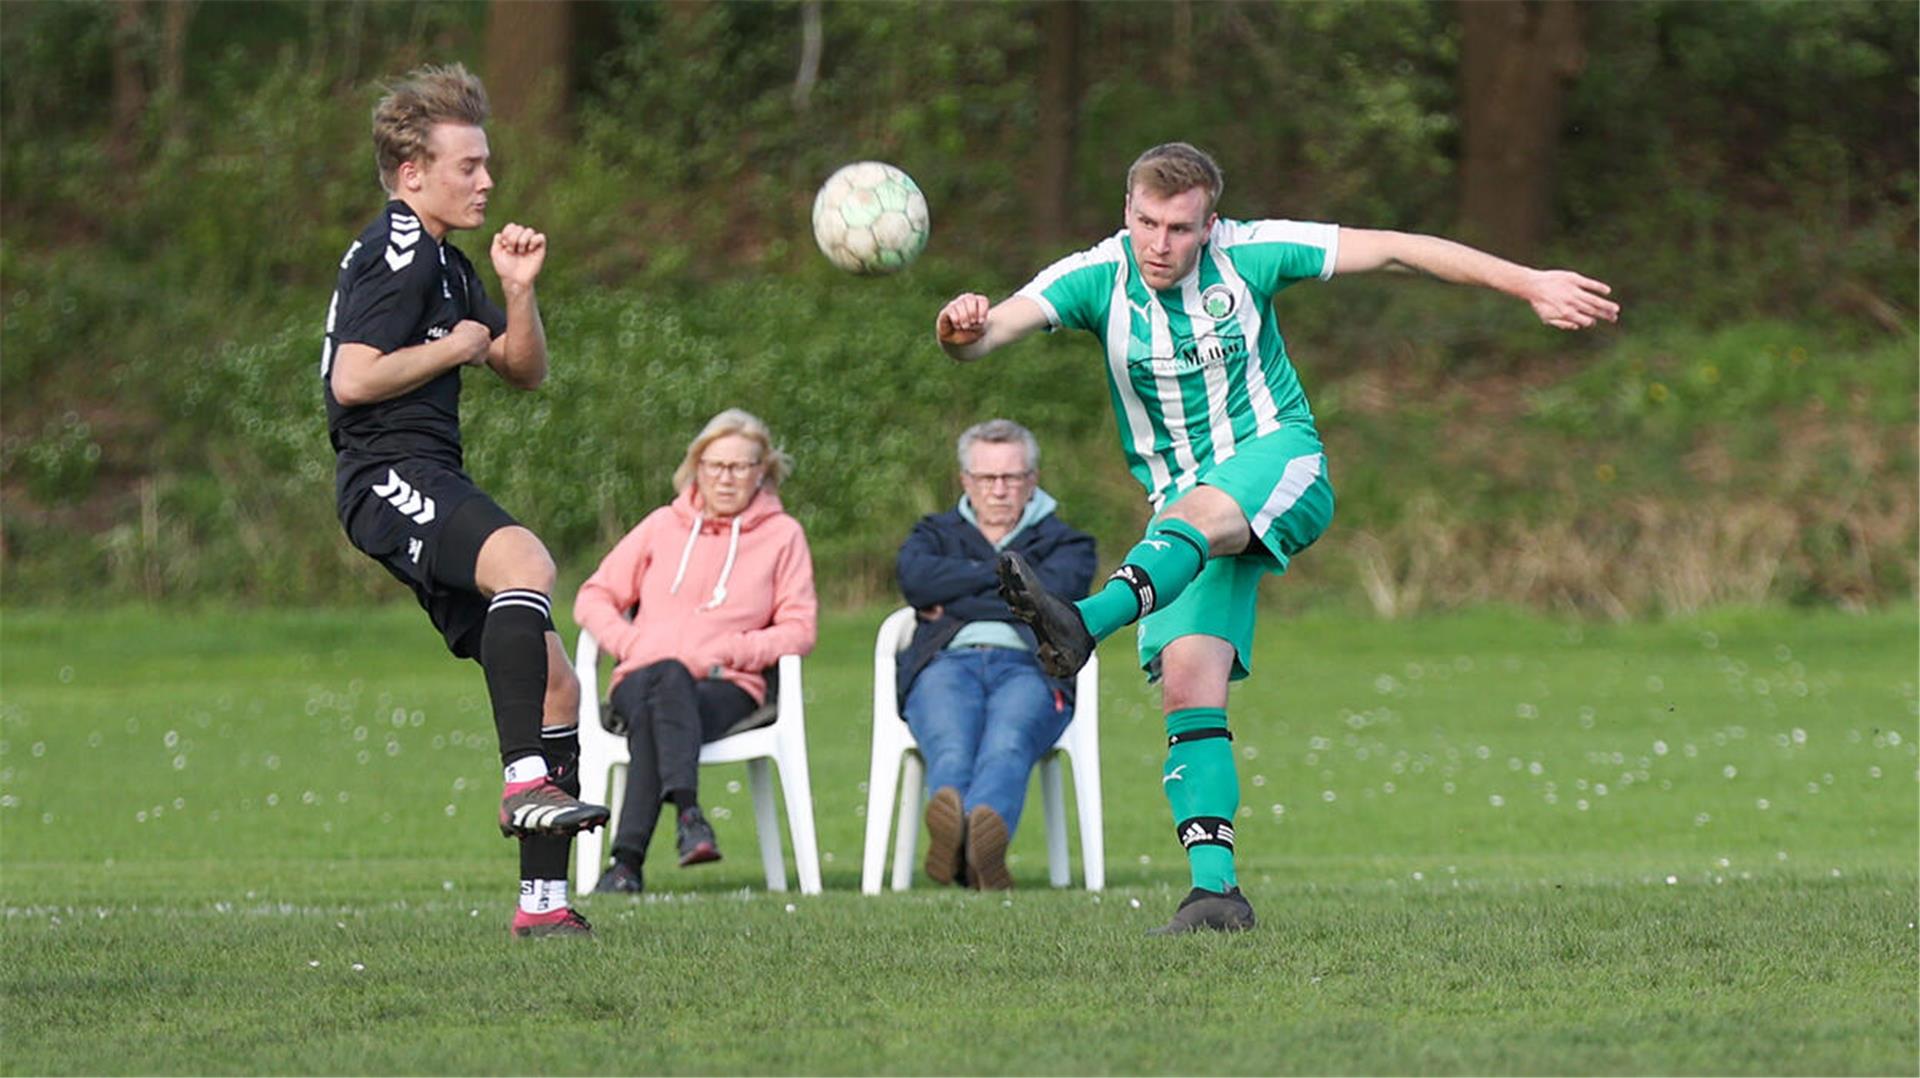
[321,200,506,493]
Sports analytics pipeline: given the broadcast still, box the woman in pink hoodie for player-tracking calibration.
[573,409,817,893]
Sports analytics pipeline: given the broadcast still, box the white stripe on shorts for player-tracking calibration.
[1249,453,1324,537]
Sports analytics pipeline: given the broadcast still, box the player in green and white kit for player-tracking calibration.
[936,143,1619,934]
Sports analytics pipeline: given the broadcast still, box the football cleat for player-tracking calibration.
[498,778,610,838]
[996,550,1095,678]
[511,906,594,939]
[1148,886,1257,936]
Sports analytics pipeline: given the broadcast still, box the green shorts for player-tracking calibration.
[1137,427,1335,681]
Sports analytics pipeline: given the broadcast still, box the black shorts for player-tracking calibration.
[339,460,525,659]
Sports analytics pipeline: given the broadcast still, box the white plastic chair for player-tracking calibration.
[574,628,821,895]
[861,606,1104,893]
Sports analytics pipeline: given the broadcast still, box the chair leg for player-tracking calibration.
[747,758,786,892]
[774,734,822,896]
[575,761,619,894]
[861,744,904,896]
[1041,752,1071,888]
[1070,741,1105,892]
[890,753,924,892]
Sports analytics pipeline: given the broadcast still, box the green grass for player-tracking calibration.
[3,605,1916,1074]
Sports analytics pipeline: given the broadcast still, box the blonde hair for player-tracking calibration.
[673,408,794,493]
[371,63,489,194]
[1125,142,1225,214]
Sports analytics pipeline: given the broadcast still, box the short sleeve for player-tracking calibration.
[1216,219,1340,297]
[463,260,508,338]
[1014,238,1124,334]
[335,243,436,354]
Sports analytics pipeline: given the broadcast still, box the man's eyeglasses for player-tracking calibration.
[699,459,763,480]
[963,470,1033,489]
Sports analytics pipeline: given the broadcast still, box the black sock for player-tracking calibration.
[483,590,552,768]
[519,723,581,884]
[668,788,698,813]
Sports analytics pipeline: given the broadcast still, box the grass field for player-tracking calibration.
[3,604,1915,1075]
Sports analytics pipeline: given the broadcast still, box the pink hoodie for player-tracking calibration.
[573,485,817,705]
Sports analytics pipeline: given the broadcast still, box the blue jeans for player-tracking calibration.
[902,647,1072,835]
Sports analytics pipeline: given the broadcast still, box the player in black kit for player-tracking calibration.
[321,64,605,939]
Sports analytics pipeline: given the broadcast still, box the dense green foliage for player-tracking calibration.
[1,1,1913,610]
[3,607,1915,1073]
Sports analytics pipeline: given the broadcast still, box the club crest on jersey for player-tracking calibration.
[1200,284,1236,320]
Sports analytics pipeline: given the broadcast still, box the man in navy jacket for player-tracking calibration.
[895,419,1097,889]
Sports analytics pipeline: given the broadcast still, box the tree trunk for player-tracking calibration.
[792,0,822,113]
[1456,0,1586,262]
[158,0,195,140]
[109,0,149,171]
[484,0,574,138]
[1031,0,1083,247]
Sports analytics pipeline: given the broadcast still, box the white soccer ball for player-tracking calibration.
[811,161,929,275]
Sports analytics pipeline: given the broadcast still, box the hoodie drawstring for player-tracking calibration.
[667,510,743,611]
[705,516,742,610]
[669,511,702,596]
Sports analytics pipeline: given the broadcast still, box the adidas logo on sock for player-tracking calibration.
[1177,816,1235,850]
[1111,564,1155,617]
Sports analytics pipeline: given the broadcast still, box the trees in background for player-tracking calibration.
[0,0,1912,605]
[1456,0,1586,262]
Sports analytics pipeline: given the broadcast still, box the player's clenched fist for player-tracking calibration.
[449,319,493,366]
[936,293,992,347]
[491,223,547,287]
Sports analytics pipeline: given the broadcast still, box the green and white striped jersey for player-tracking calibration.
[1016,218,1339,509]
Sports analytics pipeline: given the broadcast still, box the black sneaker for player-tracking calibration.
[511,906,595,939]
[593,861,644,894]
[1148,886,1257,935]
[923,787,966,886]
[676,806,722,866]
[996,550,1095,678]
[499,778,611,838]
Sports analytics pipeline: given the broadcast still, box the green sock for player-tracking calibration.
[1161,706,1239,892]
[1076,518,1210,640]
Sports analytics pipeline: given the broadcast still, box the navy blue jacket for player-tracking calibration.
[893,506,1097,710]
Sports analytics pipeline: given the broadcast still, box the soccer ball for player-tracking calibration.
[811,161,929,275]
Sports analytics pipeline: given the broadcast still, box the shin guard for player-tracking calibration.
[483,590,553,767]
[1162,707,1239,892]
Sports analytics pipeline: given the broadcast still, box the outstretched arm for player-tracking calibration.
[935,293,1052,362]
[486,222,550,388]
[1334,228,1619,331]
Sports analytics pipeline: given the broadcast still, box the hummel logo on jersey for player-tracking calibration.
[407,537,424,564]
[386,212,422,272]
[370,469,436,525]
[1142,539,1171,553]
[1162,764,1188,786]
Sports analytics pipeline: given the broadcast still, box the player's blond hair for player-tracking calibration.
[371,63,490,194]
[1126,142,1225,213]
[673,409,795,494]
